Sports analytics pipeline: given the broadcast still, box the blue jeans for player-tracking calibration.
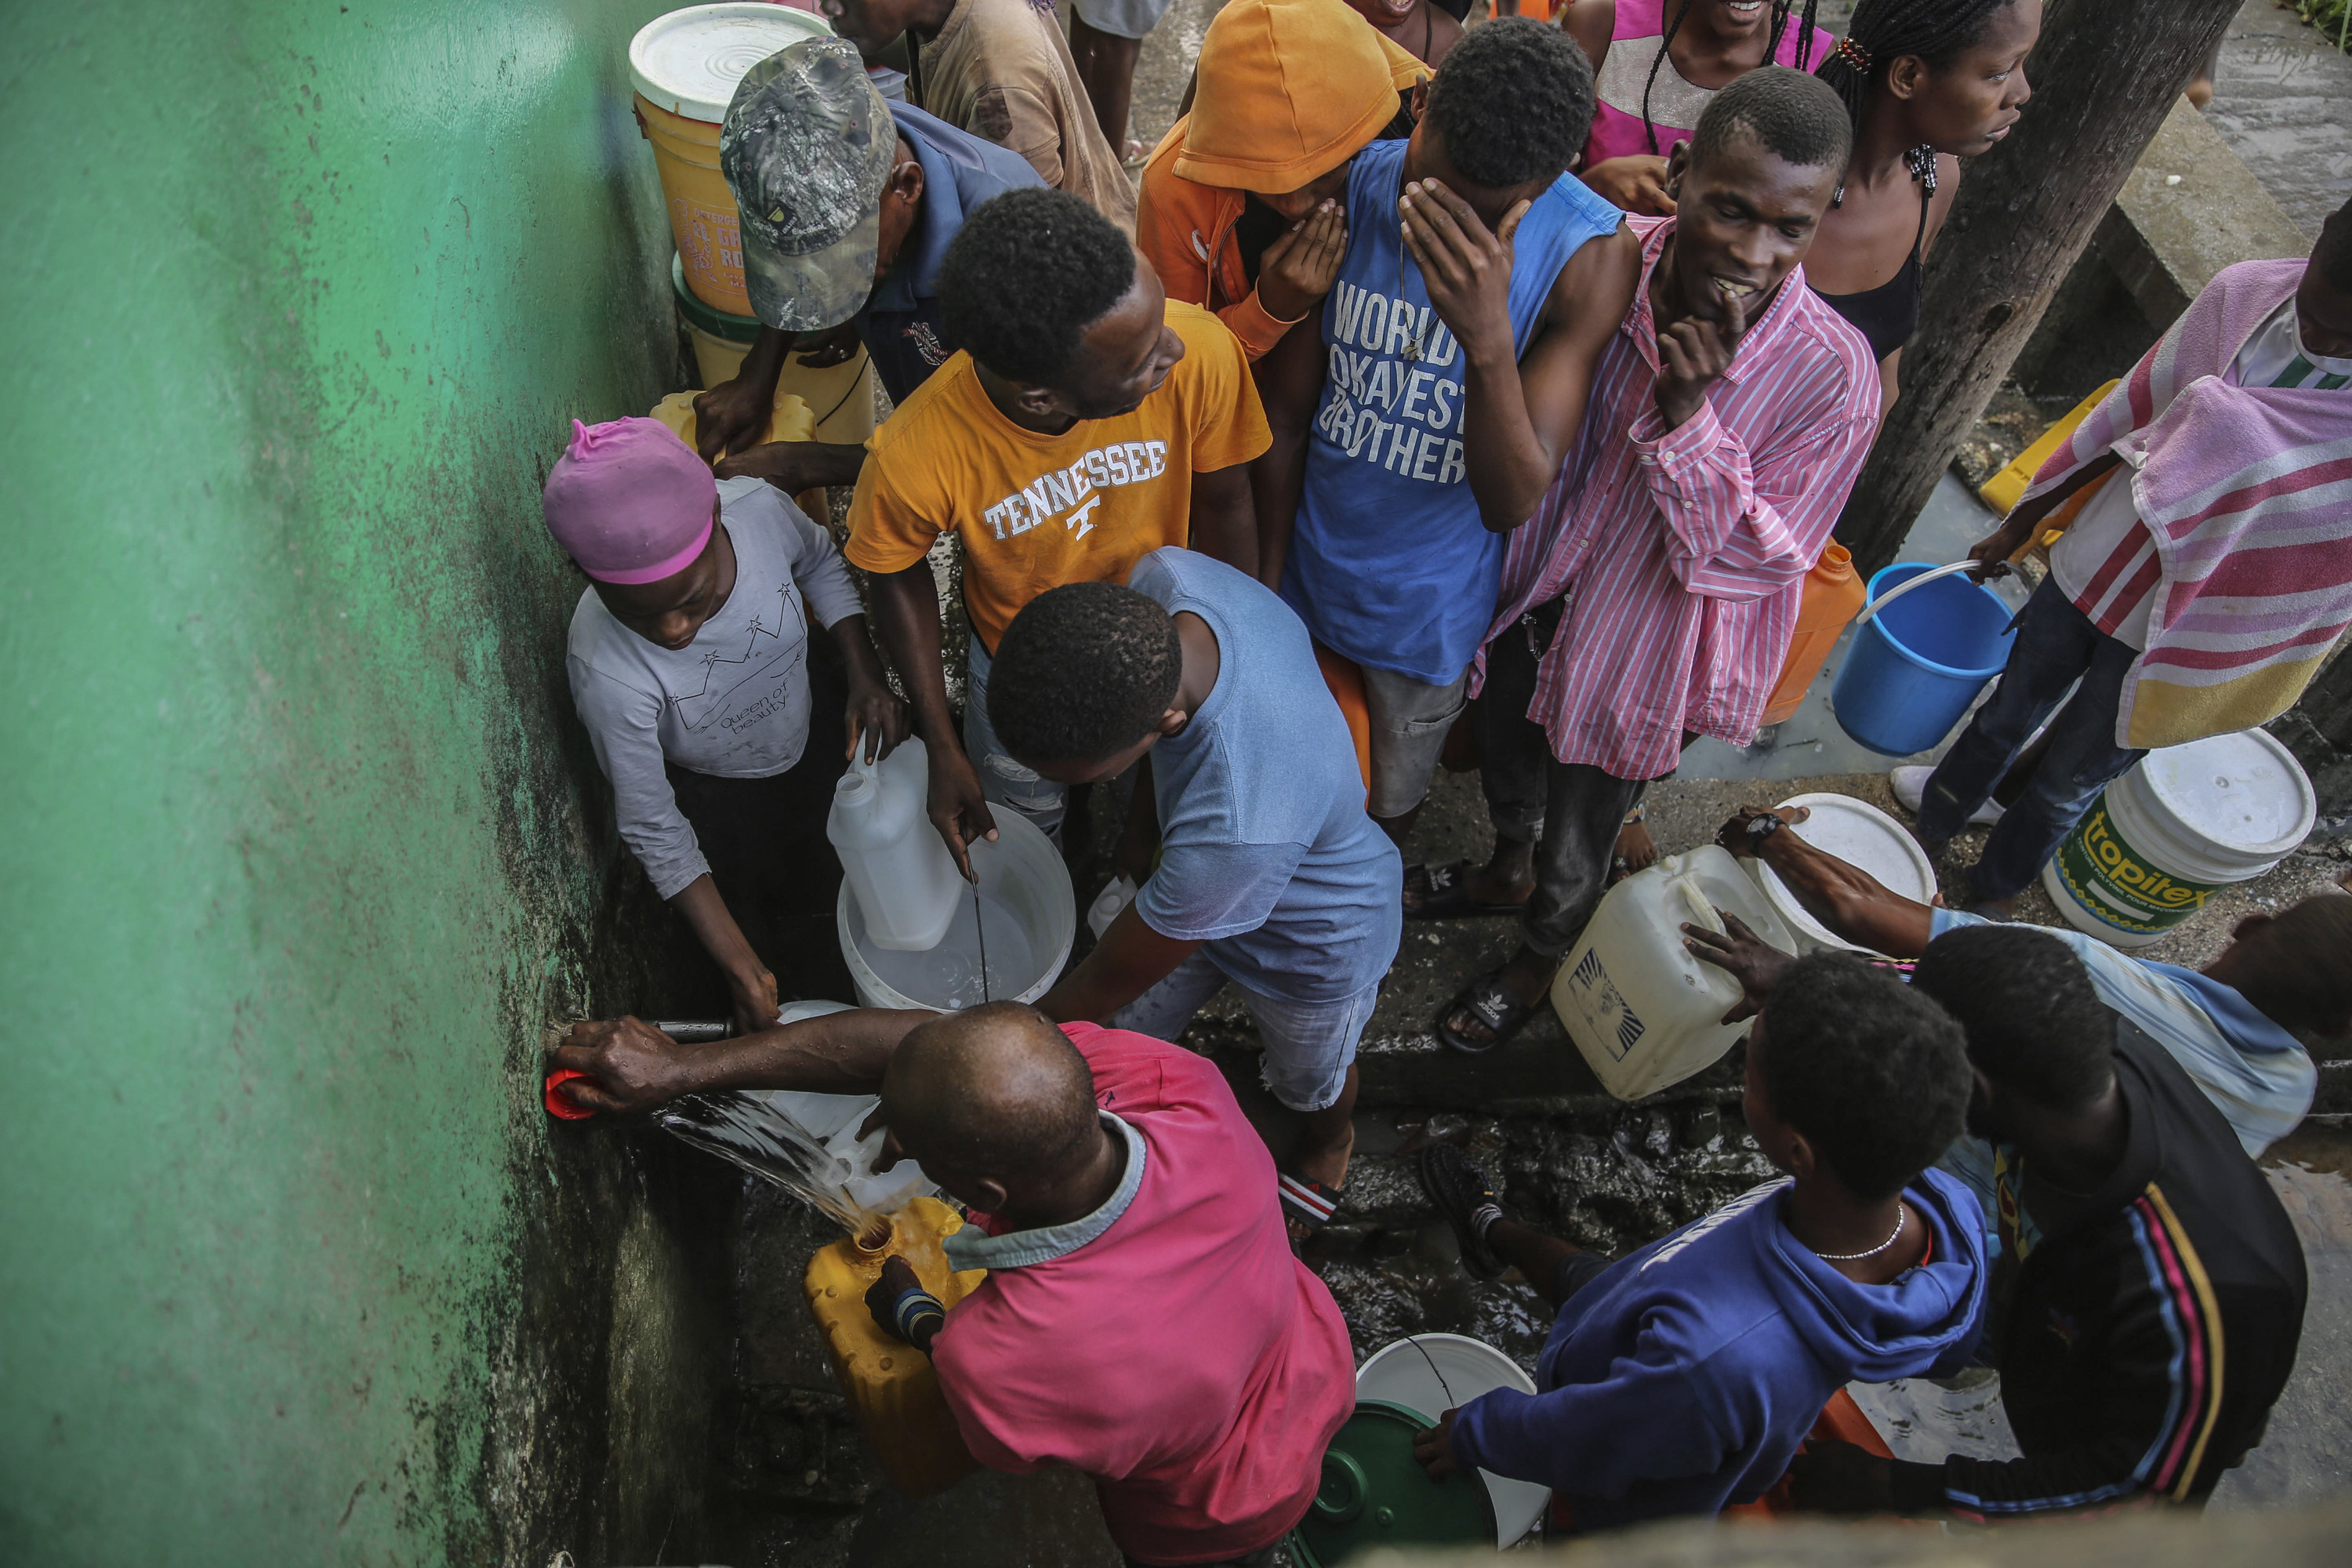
[964,639,1068,843]
[1109,950,1377,1113]
[1917,579,2147,902]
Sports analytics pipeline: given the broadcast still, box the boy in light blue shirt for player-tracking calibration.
[982,548,1402,1241]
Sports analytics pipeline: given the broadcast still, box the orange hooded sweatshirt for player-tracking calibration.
[1136,0,1427,361]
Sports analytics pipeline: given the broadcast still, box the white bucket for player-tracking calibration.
[2042,728,2315,949]
[838,810,1076,1010]
[1356,1334,1549,1547]
[1748,793,1937,956]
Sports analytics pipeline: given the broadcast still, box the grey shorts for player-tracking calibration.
[1073,0,1175,40]
[1361,664,1470,820]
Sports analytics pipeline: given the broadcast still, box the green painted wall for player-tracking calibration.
[0,2,731,1560]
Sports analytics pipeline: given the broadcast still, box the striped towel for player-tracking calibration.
[2020,257,2352,749]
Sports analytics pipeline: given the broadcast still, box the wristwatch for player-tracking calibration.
[1743,811,1788,850]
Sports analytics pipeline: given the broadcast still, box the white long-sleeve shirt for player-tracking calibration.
[566,477,862,898]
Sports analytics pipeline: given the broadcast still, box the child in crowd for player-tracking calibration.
[1563,0,1835,213]
[1259,19,1637,848]
[1137,0,1426,366]
[548,1001,1353,1567]
[543,419,905,1030]
[1906,199,2352,916]
[1428,67,1876,1051]
[1411,953,1986,1530]
[688,37,1040,482]
[818,0,1136,235]
[845,188,1268,866]
[984,555,1402,1243]
[1682,856,2318,1516]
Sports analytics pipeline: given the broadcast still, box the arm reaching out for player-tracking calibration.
[1715,805,1936,958]
[547,1007,936,1113]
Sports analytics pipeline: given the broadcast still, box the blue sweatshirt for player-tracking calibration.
[1451,1171,1987,1533]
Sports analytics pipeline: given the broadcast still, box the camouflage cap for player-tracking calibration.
[719,38,898,333]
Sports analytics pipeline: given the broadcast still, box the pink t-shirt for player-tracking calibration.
[931,1024,1355,1564]
[1584,0,1836,166]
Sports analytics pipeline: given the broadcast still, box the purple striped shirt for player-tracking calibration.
[1481,215,1880,780]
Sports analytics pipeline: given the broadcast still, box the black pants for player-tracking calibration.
[666,643,855,1004]
[1477,602,1680,959]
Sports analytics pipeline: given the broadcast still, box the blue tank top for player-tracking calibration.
[1279,137,1622,685]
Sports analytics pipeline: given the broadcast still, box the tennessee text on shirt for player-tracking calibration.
[980,440,1171,542]
[1315,281,1469,485]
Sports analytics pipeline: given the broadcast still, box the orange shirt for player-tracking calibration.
[846,302,1272,652]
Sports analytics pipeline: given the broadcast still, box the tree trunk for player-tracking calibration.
[1833,0,2245,576]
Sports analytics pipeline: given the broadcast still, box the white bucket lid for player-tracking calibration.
[1357,1334,1549,1546]
[629,3,834,122]
[1755,793,1937,953]
[2136,728,2316,858]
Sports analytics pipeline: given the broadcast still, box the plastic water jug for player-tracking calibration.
[804,1196,987,1496]
[1760,543,1865,727]
[828,736,964,952]
[1551,847,1800,1101]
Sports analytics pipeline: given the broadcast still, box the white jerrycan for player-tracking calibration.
[826,736,964,952]
[1551,846,1799,1101]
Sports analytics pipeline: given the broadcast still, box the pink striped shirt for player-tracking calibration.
[1481,215,1879,779]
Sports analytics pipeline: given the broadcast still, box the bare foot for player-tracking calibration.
[1608,815,1657,885]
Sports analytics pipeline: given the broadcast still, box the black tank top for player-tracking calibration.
[1818,181,1932,362]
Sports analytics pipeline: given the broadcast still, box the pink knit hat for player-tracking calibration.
[541,417,717,584]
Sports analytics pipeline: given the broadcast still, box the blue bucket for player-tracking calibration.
[1831,563,2017,757]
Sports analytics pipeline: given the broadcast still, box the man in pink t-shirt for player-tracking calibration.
[551,1001,1354,1566]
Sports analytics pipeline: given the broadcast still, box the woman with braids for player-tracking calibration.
[1562,1,1834,215]
[1809,0,2041,411]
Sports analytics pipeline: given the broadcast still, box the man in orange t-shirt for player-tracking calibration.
[848,187,1270,870]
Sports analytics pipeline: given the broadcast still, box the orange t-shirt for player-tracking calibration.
[845,302,1272,652]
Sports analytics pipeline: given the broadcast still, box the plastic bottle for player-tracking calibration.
[1550,848,1801,1101]
[828,735,964,952]
[1760,543,1867,727]
[804,1196,988,1496]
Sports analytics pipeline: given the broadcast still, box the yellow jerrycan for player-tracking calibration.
[803,1196,988,1495]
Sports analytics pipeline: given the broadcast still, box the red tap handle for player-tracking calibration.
[544,1069,597,1120]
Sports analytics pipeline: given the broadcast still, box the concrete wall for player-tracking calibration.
[0,2,735,1560]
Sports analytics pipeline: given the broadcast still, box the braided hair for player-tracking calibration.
[1640,0,1824,156]
[1817,0,2023,195]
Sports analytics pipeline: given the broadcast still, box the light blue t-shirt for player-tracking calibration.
[1129,549,1403,1003]
[1929,908,2314,1154]
[1279,136,1624,685]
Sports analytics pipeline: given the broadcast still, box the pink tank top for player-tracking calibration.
[1584,0,1835,166]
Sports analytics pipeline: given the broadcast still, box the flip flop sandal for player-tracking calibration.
[1279,1166,1344,1250]
[1405,858,1530,920]
[1417,1143,1504,1279]
[1436,968,1541,1054]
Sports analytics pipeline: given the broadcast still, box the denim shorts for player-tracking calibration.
[1110,950,1377,1113]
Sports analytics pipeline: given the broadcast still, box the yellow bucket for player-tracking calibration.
[670,255,879,445]
[629,5,833,315]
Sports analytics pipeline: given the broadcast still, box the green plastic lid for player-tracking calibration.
[671,253,762,344]
[1292,1401,1497,1568]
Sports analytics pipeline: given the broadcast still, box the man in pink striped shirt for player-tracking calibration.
[1431,68,1880,1050]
